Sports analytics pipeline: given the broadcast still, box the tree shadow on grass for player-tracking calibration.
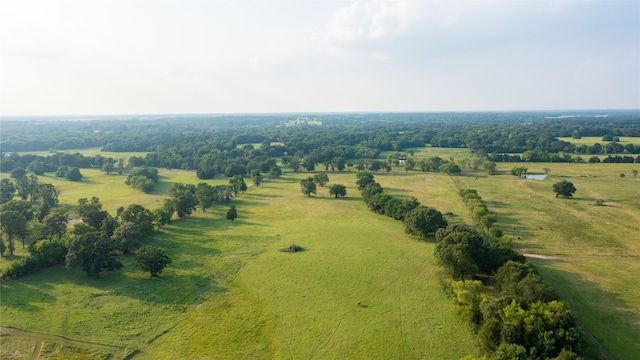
[244,192,281,199]
[116,273,227,306]
[0,279,57,311]
[534,265,640,360]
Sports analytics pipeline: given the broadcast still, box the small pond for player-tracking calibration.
[521,174,547,180]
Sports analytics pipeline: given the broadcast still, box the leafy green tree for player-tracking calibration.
[404,158,416,172]
[440,162,462,175]
[153,203,173,227]
[134,246,172,277]
[10,167,27,180]
[42,208,68,240]
[38,183,59,208]
[632,169,638,177]
[30,238,67,267]
[27,160,46,175]
[553,180,577,198]
[65,230,123,276]
[268,166,282,179]
[434,225,482,280]
[168,183,198,218]
[112,222,143,253]
[226,205,238,221]
[196,182,215,212]
[0,178,16,204]
[0,210,28,254]
[300,177,317,197]
[65,167,83,181]
[76,197,109,230]
[403,206,447,239]
[496,301,586,359]
[302,157,316,172]
[355,171,375,190]
[313,173,329,186]
[228,175,247,195]
[495,261,557,306]
[360,182,383,203]
[511,166,528,177]
[251,169,263,187]
[101,161,115,174]
[328,184,347,198]
[0,200,33,221]
[119,204,155,237]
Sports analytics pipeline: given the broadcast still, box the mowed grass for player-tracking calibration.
[454,162,640,360]
[15,147,147,161]
[1,171,479,359]
[557,136,640,146]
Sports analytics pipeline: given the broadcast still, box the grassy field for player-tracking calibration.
[2,147,640,359]
[557,136,640,146]
[454,162,640,360]
[1,170,479,359]
[14,148,147,161]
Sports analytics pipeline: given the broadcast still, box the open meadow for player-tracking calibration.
[454,162,640,360]
[2,146,640,359]
[1,170,479,359]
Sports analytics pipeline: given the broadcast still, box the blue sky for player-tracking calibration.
[1,0,638,115]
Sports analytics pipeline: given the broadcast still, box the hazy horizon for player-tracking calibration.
[1,0,639,116]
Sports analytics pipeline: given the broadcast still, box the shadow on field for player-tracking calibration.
[117,273,225,305]
[244,192,281,199]
[536,266,640,360]
[1,280,57,311]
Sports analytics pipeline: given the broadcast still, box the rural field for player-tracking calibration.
[1,168,478,359]
[2,148,640,359]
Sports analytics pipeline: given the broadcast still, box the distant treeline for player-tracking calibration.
[2,112,640,168]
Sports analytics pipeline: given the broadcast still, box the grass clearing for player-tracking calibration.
[557,136,640,146]
[1,171,479,359]
[454,162,640,360]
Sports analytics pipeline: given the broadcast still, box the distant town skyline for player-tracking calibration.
[1,0,638,116]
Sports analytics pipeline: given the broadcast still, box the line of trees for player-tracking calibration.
[438,190,586,359]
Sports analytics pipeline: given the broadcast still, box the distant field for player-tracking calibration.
[457,162,640,360]
[0,171,479,359]
[15,147,147,161]
[558,136,640,146]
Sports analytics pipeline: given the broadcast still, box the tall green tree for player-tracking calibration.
[226,205,238,221]
[228,175,247,195]
[168,183,198,218]
[42,208,68,240]
[313,173,329,186]
[195,182,215,212]
[134,246,172,277]
[434,225,482,280]
[553,180,577,198]
[403,206,447,239]
[0,210,28,254]
[119,204,155,237]
[66,231,122,276]
[0,178,16,203]
[300,177,317,197]
[328,184,347,198]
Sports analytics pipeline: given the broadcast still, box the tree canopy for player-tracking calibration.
[553,180,577,198]
[134,246,172,277]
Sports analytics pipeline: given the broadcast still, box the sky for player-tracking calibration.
[1,0,639,116]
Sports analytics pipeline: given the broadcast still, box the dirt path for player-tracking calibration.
[522,253,563,260]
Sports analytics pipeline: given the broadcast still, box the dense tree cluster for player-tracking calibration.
[354,171,446,234]
[439,190,584,359]
[0,195,164,279]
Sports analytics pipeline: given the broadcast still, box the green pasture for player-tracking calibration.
[1,171,479,359]
[557,136,640,146]
[454,162,640,360]
[14,148,147,162]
